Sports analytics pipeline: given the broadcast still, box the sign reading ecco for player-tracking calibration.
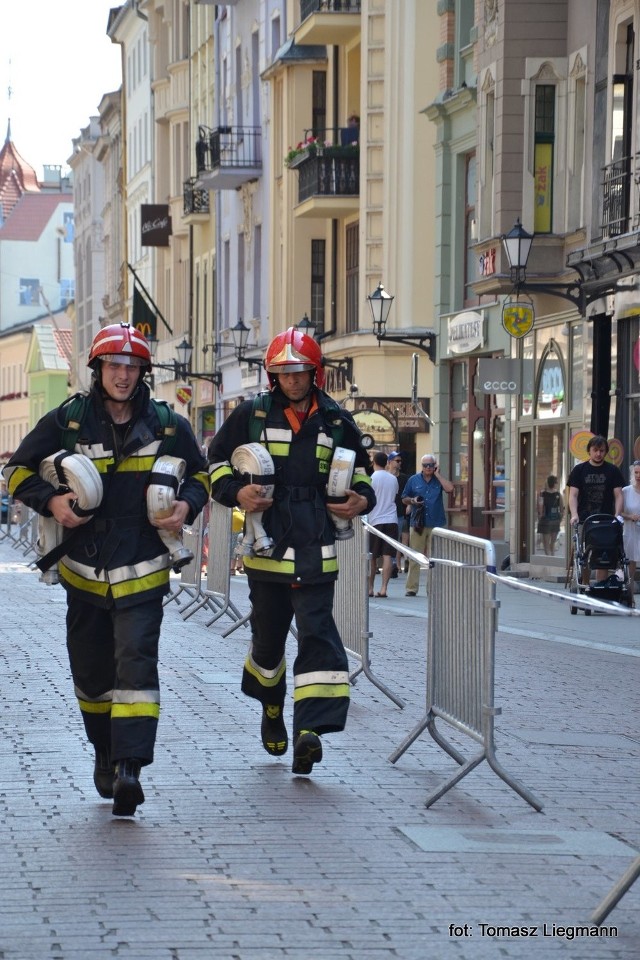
[483,379,518,392]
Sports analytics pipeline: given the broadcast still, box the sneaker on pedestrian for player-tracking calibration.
[291,731,322,776]
[93,749,114,799]
[261,704,288,756]
[405,591,416,596]
[390,562,398,579]
[112,759,145,817]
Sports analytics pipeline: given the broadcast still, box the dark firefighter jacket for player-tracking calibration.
[208,386,375,584]
[3,383,209,608]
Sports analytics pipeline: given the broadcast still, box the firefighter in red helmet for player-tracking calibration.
[3,322,209,817]
[208,326,375,776]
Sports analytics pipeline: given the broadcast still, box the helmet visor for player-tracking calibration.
[100,354,147,367]
[266,361,314,374]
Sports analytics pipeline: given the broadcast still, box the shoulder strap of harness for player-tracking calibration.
[249,391,345,447]
[59,393,89,452]
[59,393,177,454]
[152,399,178,455]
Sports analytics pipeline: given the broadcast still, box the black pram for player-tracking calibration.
[569,514,633,613]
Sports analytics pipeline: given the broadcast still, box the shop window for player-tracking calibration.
[521,333,534,416]
[534,84,555,233]
[536,341,566,419]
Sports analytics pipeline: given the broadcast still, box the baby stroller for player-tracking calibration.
[569,513,633,614]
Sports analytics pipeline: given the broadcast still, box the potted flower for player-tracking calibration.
[284,135,332,168]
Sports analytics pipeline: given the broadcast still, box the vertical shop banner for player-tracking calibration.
[141,205,172,247]
[534,143,553,233]
[132,285,157,339]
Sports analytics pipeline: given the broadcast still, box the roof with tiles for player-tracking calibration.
[34,322,72,373]
[0,192,72,241]
[0,121,40,221]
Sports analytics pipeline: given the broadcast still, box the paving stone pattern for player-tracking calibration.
[0,538,638,960]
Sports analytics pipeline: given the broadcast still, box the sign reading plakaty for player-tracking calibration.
[447,311,484,354]
[352,397,430,437]
[477,358,534,395]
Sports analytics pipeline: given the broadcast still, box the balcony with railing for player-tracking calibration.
[183,178,210,220]
[287,128,359,219]
[601,156,632,239]
[196,125,262,190]
[295,0,361,46]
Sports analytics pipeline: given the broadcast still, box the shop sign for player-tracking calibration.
[352,397,429,433]
[447,311,484,354]
[176,383,192,405]
[141,204,172,246]
[477,358,534,395]
[502,295,534,338]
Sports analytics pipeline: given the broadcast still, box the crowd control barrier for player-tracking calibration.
[163,511,214,618]
[202,500,244,629]
[335,519,404,708]
[590,854,640,925]
[389,527,543,811]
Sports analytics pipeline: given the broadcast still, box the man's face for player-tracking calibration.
[100,358,143,402]
[277,370,314,403]
[388,458,401,474]
[588,444,607,466]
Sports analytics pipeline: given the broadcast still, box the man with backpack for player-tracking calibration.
[208,326,375,776]
[3,323,209,816]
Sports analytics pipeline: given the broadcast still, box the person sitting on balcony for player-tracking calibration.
[340,114,360,146]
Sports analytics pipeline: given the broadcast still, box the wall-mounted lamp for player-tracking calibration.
[294,313,354,383]
[148,335,222,387]
[501,218,606,314]
[368,282,436,362]
[230,318,264,369]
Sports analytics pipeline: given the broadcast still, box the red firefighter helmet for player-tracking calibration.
[264,327,325,389]
[88,323,152,370]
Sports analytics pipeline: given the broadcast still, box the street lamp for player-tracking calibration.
[502,218,534,287]
[230,318,264,368]
[500,219,599,312]
[368,282,436,362]
[147,335,222,386]
[294,314,354,383]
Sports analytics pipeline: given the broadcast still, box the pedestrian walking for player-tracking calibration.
[537,474,563,555]
[367,451,398,597]
[386,451,409,574]
[402,454,454,596]
[208,326,375,776]
[620,459,640,592]
[567,435,624,584]
[2,323,209,816]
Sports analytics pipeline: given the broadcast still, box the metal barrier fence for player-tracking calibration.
[202,501,244,629]
[165,502,244,630]
[163,511,216,619]
[590,854,640,925]
[389,526,543,811]
[335,519,404,708]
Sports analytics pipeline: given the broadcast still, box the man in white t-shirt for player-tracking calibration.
[368,452,399,597]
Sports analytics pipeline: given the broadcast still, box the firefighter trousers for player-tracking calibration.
[66,594,163,765]
[241,579,350,736]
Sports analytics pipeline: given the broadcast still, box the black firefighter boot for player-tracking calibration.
[112,759,145,817]
[93,749,114,799]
